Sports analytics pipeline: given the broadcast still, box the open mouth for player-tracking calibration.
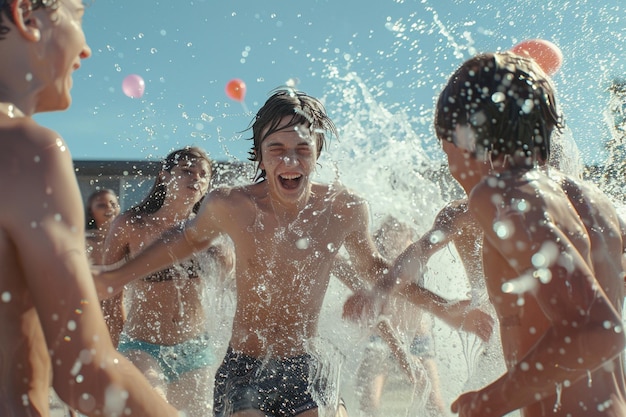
[279,174,302,190]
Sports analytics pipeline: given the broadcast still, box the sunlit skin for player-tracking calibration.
[0,0,178,416]
[442,125,626,417]
[102,155,233,417]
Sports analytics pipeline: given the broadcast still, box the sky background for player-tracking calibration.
[36,0,624,166]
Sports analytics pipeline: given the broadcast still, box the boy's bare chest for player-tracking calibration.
[239,207,347,260]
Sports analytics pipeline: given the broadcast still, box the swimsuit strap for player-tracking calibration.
[142,257,201,283]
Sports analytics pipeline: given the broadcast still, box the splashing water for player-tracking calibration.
[65,2,623,416]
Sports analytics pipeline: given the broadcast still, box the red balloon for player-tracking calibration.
[510,39,563,76]
[225,78,246,102]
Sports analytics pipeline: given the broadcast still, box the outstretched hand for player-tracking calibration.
[451,387,503,417]
[461,306,494,342]
[440,300,494,342]
[342,290,381,324]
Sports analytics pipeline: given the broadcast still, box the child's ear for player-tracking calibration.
[12,0,41,42]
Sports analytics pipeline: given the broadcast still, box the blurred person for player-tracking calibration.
[85,188,123,347]
[334,215,449,417]
[0,0,179,415]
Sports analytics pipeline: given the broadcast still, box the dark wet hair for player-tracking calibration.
[0,0,59,39]
[129,146,211,216]
[435,52,563,161]
[85,188,118,230]
[247,87,338,181]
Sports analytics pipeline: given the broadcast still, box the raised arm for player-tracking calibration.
[95,189,227,298]
[392,201,467,294]
[12,129,178,416]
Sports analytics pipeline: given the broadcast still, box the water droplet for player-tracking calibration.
[491,91,505,103]
[429,230,444,244]
[1,291,11,302]
[521,99,534,114]
[67,320,77,331]
[55,138,66,152]
[493,220,513,239]
[296,238,310,250]
[79,392,96,412]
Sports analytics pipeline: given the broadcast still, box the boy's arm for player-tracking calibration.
[95,191,224,297]
[13,130,178,416]
[331,254,371,293]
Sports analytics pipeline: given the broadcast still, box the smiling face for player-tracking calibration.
[89,191,120,229]
[259,116,318,207]
[35,0,92,112]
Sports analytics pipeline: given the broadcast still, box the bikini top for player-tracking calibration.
[142,257,202,283]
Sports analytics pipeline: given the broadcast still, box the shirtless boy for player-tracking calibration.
[435,51,626,417]
[0,0,179,416]
[96,88,473,417]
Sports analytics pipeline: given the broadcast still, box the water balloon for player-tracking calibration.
[225,78,246,102]
[510,39,563,76]
[122,74,145,99]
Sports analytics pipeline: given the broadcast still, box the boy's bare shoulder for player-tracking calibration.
[0,117,64,152]
[314,182,365,206]
[0,119,71,178]
[0,119,72,212]
[209,184,254,205]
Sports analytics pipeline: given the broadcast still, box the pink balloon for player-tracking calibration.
[122,74,145,99]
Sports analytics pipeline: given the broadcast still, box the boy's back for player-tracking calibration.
[471,165,625,417]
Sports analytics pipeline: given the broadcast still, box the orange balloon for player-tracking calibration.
[510,39,563,76]
[225,78,246,102]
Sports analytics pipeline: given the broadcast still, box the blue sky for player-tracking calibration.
[36,0,624,165]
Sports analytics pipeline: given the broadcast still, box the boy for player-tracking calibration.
[0,0,179,416]
[435,52,626,417]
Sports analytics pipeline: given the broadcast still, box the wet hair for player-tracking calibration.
[435,52,563,161]
[247,87,338,181]
[129,146,212,216]
[0,0,59,39]
[85,188,118,230]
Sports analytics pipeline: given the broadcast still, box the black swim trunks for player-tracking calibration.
[213,346,340,417]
